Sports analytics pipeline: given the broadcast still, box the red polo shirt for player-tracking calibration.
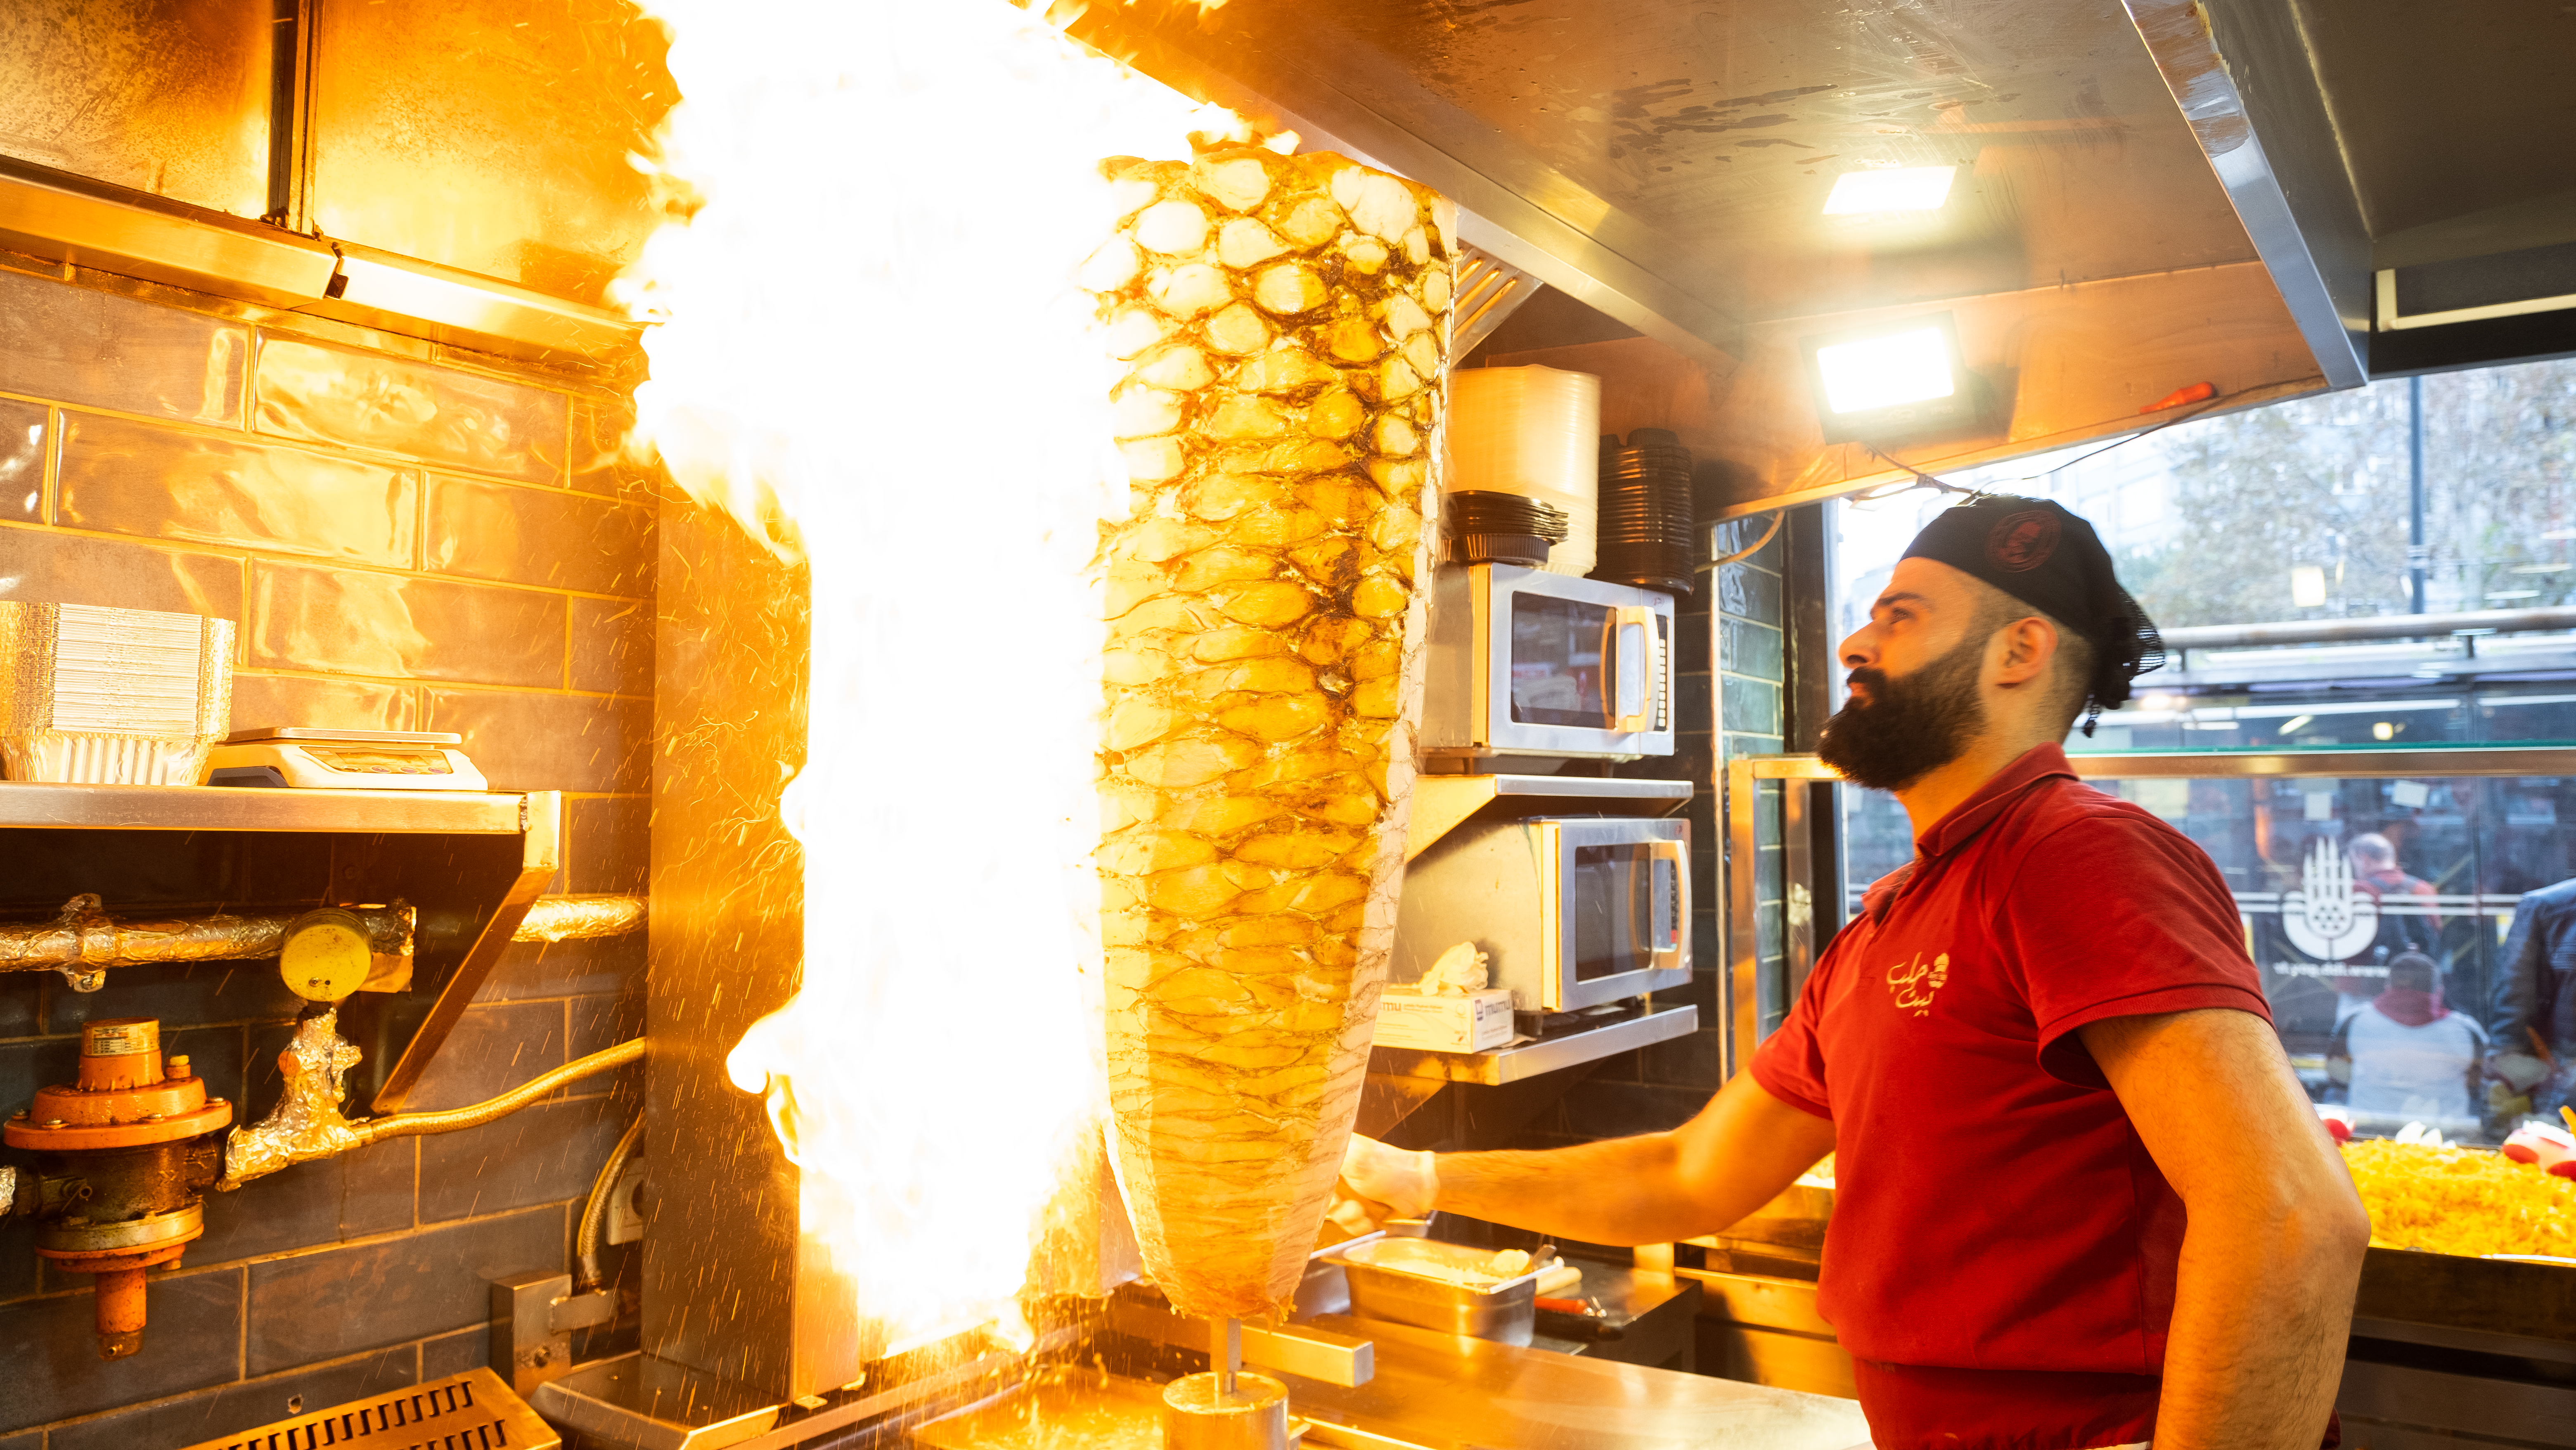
[1752,744,2272,1450]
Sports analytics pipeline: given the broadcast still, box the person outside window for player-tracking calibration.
[1336,496,2368,1450]
[2490,877,2576,1121]
[2328,951,2486,1134]
[2330,834,2441,1025]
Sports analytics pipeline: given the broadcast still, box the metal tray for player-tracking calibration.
[1334,1238,1541,1346]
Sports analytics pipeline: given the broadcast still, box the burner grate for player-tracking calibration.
[174,1366,558,1450]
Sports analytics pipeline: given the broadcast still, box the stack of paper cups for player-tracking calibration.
[1448,366,1600,578]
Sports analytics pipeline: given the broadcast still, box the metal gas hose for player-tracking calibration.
[350,1039,645,1147]
[220,1012,643,1189]
[575,1116,645,1292]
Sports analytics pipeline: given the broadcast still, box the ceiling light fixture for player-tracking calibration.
[1823,165,1956,215]
[1800,313,1978,441]
[1815,325,1953,413]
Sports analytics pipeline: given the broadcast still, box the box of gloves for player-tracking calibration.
[1376,940,1514,1052]
[1375,987,1515,1052]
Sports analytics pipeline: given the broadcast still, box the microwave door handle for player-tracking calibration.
[1648,838,1690,972]
[1605,606,1658,734]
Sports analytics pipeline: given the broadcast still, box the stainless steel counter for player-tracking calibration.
[1279,1314,1869,1450]
[907,1317,1868,1450]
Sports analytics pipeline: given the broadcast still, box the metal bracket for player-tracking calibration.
[1108,1289,1375,1388]
[491,1270,618,1396]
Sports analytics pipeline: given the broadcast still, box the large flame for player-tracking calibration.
[619,0,1237,1348]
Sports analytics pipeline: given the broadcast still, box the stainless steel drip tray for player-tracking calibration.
[533,1352,782,1450]
[912,1367,1275,1450]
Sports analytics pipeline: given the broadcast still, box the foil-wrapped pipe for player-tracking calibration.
[0,893,645,976]
[220,1008,644,1189]
[513,893,649,944]
[0,894,359,972]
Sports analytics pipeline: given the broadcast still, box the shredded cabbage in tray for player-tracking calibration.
[2342,1140,2576,1260]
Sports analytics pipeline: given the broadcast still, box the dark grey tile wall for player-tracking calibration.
[0,399,43,522]
[243,1206,568,1376]
[252,339,566,483]
[1537,514,1793,1145]
[43,1347,417,1450]
[0,268,247,426]
[0,1270,244,1430]
[0,259,650,1445]
[57,413,422,567]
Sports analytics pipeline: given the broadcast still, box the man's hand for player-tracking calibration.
[1336,1133,1438,1224]
[2081,1008,2370,1450]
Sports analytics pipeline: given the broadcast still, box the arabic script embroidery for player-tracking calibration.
[1887,952,1950,1017]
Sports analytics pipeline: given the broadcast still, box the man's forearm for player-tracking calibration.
[1421,1072,1836,1246]
[1432,1135,1702,1246]
[2154,1208,2364,1449]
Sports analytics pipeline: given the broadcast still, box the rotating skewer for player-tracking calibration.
[1164,1315,1288,1450]
[1212,1316,1241,1396]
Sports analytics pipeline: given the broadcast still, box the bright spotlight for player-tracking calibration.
[1800,313,1977,441]
[1815,325,1953,414]
[1823,166,1956,215]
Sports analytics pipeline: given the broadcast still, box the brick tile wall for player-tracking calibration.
[1528,513,1795,1146]
[0,256,649,1445]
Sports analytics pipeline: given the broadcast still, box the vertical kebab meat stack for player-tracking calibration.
[1087,146,1452,1320]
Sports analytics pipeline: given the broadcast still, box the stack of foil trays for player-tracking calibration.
[0,603,233,784]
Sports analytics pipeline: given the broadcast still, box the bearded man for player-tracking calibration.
[1340,495,2368,1450]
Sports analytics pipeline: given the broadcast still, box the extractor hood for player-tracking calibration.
[1057,0,2576,515]
[4,1,2567,486]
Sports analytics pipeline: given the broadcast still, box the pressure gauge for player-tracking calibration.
[279,909,374,1002]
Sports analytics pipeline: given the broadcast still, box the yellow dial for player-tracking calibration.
[279,909,374,1002]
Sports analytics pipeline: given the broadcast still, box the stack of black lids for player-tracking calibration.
[1593,428,1696,595]
[1449,490,1571,567]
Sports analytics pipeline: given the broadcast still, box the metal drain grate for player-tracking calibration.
[175,1366,559,1450]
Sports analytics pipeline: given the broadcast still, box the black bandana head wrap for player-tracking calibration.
[1897,495,2165,733]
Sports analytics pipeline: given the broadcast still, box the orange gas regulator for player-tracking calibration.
[2,1017,233,1359]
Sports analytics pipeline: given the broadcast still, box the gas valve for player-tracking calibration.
[2,1018,232,1358]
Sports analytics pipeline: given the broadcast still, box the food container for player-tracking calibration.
[1449,365,1600,578]
[0,603,234,785]
[1335,1236,1543,1346]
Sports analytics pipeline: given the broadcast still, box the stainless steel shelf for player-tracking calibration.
[1368,1003,1698,1085]
[1408,773,1693,860]
[0,782,529,833]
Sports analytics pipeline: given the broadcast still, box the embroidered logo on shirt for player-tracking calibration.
[1887,952,1951,1016]
[2282,837,2378,962]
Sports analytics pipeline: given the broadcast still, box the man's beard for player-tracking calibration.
[1817,632,1989,792]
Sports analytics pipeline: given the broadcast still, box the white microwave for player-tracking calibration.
[1392,815,1690,1013]
[1419,564,1676,762]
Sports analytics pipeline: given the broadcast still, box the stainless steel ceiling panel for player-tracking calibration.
[0,0,273,220]
[1075,1,2264,320]
[1074,0,2331,507]
[1063,0,1749,365]
[307,0,674,308]
[2290,0,2576,254]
